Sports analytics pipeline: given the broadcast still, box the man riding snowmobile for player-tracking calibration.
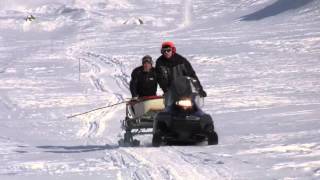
[151,41,217,146]
[155,41,207,97]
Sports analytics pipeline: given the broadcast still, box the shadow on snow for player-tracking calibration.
[241,0,315,21]
[37,144,119,153]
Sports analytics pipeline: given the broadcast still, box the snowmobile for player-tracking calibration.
[118,96,165,146]
[152,76,218,146]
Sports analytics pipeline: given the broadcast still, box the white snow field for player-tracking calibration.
[1,0,320,179]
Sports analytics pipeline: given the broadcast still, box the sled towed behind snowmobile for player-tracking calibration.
[119,96,165,146]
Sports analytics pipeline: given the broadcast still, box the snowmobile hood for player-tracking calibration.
[165,76,200,106]
[171,77,195,97]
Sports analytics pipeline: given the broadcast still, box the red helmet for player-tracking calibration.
[161,41,176,53]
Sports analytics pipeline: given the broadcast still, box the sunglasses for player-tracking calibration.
[143,59,152,64]
[161,48,172,54]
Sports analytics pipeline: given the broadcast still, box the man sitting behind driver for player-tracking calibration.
[129,55,157,99]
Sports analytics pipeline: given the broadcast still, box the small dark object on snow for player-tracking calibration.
[25,15,36,22]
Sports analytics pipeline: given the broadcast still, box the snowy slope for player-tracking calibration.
[0,0,320,179]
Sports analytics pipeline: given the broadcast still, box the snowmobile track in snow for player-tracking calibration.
[118,147,233,180]
[69,50,130,138]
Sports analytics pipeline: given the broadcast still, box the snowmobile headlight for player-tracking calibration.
[176,99,192,108]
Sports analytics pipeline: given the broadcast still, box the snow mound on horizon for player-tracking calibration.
[241,0,320,21]
[0,3,86,32]
[0,0,72,11]
[0,0,133,12]
[0,0,136,32]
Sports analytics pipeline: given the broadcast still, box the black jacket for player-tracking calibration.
[155,53,204,93]
[130,66,157,97]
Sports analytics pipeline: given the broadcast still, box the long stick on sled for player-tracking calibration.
[67,101,126,119]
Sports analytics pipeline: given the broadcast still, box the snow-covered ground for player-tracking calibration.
[1,0,320,179]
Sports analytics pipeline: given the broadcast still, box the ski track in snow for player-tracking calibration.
[118,147,220,180]
[71,51,130,138]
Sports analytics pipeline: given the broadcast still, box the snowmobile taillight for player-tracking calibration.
[176,98,193,110]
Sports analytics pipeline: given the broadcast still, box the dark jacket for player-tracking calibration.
[130,66,157,97]
[155,53,204,93]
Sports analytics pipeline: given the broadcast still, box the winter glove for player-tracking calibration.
[199,89,207,97]
[162,88,168,94]
[131,96,139,101]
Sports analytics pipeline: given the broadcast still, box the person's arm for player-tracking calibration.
[184,59,207,97]
[184,59,201,86]
[155,60,169,93]
[129,69,139,97]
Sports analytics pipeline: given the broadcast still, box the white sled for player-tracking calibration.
[119,96,165,146]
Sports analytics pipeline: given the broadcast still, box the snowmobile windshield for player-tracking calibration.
[164,76,200,107]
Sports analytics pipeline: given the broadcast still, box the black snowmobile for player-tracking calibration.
[152,76,218,146]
